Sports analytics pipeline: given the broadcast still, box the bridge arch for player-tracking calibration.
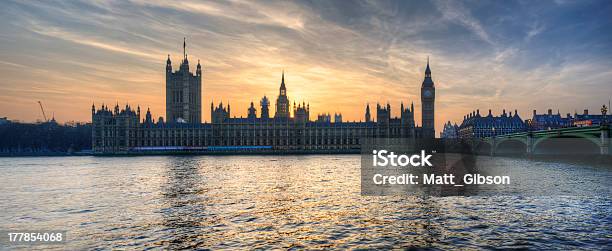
[473,140,492,155]
[495,138,528,155]
[532,133,600,155]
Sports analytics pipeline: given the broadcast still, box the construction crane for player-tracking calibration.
[38,101,48,122]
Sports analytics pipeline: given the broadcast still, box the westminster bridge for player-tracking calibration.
[469,125,611,156]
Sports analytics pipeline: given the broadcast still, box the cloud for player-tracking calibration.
[525,22,545,42]
[433,0,494,45]
[0,0,611,133]
[23,20,162,61]
[130,0,307,31]
[494,47,518,63]
[0,60,27,68]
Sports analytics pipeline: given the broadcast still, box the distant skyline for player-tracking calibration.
[1,0,611,133]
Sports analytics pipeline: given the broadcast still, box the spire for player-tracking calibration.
[183,37,186,60]
[425,56,431,77]
[196,59,202,76]
[166,54,172,72]
[365,103,371,122]
[422,58,434,87]
[280,70,286,92]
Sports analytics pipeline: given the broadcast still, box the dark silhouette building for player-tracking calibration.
[421,58,435,139]
[92,43,435,153]
[529,109,572,130]
[166,38,202,123]
[458,109,526,138]
[441,121,459,138]
[275,71,290,119]
[260,96,270,119]
[571,109,611,127]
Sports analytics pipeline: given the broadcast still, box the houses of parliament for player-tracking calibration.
[91,41,436,154]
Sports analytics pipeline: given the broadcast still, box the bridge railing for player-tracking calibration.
[486,125,605,140]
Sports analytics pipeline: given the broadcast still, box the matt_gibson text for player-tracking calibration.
[372,173,511,185]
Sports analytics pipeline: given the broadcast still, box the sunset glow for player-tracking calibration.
[1,1,611,133]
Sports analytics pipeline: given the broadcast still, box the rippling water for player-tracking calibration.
[0,155,610,250]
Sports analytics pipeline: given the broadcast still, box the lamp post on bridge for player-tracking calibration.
[602,104,608,125]
[491,127,496,156]
[601,104,610,155]
[527,125,534,156]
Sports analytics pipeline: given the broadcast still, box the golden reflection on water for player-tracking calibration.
[0,155,610,249]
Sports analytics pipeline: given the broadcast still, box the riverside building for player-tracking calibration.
[457,109,526,138]
[92,41,436,154]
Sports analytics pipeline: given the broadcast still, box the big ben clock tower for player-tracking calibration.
[421,58,435,138]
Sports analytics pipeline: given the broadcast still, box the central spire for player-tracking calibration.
[280,70,286,90]
[183,37,186,60]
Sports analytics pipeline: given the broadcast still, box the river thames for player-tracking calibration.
[0,155,610,250]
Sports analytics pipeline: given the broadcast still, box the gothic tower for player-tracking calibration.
[166,38,202,123]
[248,101,257,119]
[421,58,435,138]
[275,71,290,118]
[260,95,270,119]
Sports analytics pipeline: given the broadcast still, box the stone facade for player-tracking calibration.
[441,121,459,138]
[571,109,611,127]
[91,104,140,153]
[92,73,419,153]
[421,59,435,139]
[165,39,202,124]
[458,109,526,138]
[92,46,437,154]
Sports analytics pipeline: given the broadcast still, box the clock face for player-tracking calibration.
[424,90,432,98]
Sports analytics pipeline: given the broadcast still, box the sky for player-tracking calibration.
[0,0,611,133]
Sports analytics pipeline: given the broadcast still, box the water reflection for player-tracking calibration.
[159,157,207,249]
[0,155,609,249]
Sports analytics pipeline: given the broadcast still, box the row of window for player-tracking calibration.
[133,128,410,137]
[95,137,364,148]
[136,138,363,147]
[95,128,417,139]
